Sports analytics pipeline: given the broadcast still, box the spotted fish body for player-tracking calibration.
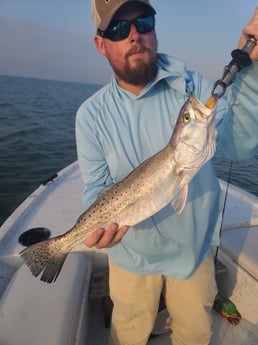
[20,93,217,283]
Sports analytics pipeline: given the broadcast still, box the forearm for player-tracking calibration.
[218,62,258,159]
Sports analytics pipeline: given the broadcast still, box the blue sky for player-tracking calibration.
[0,0,257,85]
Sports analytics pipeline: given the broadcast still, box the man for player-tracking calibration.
[76,1,258,344]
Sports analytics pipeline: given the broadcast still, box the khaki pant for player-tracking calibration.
[108,253,217,345]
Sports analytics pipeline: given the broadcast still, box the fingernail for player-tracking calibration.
[123,225,129,233]
[97,228,105,236]
[111,223,119,232]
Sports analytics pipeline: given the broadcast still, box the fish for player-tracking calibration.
[20,93,217,283]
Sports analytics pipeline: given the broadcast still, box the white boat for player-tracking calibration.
[0,161,258,345]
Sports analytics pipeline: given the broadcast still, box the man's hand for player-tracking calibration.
[239,6,258,61]
[84,223,129,249]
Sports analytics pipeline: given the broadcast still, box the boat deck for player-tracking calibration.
[87,297,258,345]
[0,161,258,345]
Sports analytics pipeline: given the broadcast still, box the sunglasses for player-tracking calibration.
[97,14,155,41]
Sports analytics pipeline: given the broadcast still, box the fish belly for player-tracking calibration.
[114,169,178,226]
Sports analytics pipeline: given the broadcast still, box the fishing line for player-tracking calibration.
[214,159,233,262]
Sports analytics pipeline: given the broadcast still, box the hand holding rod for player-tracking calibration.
[241,35,257,55]
[221,35,257,89]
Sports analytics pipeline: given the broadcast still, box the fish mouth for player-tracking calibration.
[191,94,217,119]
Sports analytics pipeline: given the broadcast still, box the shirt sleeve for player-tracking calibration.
[192,63,258,160]
[217,62,258,159]
[75,100,113,209]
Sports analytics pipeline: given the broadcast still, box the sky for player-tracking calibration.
[0,0,257,85]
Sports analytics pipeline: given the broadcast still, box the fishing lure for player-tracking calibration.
[213,297,241,325]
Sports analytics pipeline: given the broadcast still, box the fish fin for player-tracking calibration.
[19,239,68,284]
[171,185,188,214]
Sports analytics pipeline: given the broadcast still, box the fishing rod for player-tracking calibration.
[207,33,257,233]
[208,35,257,325]
[206,34,257,109]
[209,34,257,252]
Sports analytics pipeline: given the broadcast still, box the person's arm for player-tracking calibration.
[239,7,258,61]
[75,99,129,249]
[198,7,258,160]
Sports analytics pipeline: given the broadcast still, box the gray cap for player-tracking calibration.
[91,0,156,31]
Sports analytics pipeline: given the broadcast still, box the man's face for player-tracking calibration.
[95,4,158,88]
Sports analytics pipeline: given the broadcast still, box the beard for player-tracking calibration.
[107,45,158,86]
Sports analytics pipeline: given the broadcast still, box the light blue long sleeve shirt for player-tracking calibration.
[76,54,258,279]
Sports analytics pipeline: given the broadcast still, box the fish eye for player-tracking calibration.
[183,112,191,124]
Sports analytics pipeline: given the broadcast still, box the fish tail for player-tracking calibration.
[19,237,69,283]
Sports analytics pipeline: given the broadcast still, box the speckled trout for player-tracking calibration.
[20,93,217,283]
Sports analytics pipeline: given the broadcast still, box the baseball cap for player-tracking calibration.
[91,0,156,32]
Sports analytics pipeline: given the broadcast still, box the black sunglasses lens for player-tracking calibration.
[106,15,154,41]
[107,21,130,41]
[135,16,154,34]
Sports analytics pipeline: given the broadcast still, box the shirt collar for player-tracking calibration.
[141,53,194,96]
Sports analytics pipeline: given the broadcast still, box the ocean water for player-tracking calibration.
[0,75,101,225]
[0,75,257,226]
